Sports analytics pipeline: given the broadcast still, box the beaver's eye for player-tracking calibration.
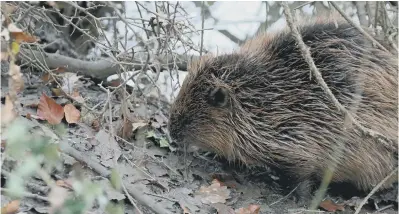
[208,87,228,107]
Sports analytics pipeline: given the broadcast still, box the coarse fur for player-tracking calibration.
[168,16,398,195]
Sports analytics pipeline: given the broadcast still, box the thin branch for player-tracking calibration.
[329,1,390,53]
[200,1,205,57]
[354,167,398,214]
[17,48,194,80]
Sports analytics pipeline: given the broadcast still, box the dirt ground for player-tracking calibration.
[1,68,397,214]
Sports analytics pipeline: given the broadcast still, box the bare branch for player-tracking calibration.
[18,48,194,80]
[330,1,390,53]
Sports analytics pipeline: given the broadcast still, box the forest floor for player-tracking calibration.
[1,67,397,214]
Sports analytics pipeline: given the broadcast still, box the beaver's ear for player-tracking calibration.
[207,87,229,107]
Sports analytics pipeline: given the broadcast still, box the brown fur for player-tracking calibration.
[168,18,398,193]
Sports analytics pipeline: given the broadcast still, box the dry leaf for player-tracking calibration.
[64,104,80,124]
[7,23,22,33]
[1,52,9,61]
[56,179,73,190]
[41,73,55,83]
[60,72,82,95]
[235,204,261,214]
[108,79,122,87]
[1,95,17,126]
[197,179,231,204]
[1,200,20,214]
[132,121,148,132]
[71,90,85,103]
[10,32,38,43]
[11,41,19,55]
[120,119,133,139]
[179,202,191,214]
[1,139,6,152]
[54,67,66,73]
[51,88,64,97]
[319,199,345,212]
[1,28,10,41]
[37,93,64,125]
[92,120,100,132]
[4,3,18,14]
[211,203,235,214]
[9,62,24,93]
[47,1,57,7]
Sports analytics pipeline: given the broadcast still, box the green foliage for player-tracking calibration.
[146,130,170,148]
[3,118,119,212]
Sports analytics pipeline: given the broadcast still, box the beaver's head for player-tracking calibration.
[168,52,273,164]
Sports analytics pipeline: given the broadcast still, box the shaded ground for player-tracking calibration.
[1,68,397,214]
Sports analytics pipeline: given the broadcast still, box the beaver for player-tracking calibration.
[168,17,398,198]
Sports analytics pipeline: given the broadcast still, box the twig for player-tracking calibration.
[269,184,299,206]
[200,1,205,57]
[354,167,398,214]
[329,1,390,53]
[144,192,179,203]
[1,188,50,202]
[121,182,143,214]
[16,48,194,80]
[293,1,314,10]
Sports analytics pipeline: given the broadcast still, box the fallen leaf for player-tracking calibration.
[110,169,122,191]
[1,95,17,126]
[60,72,82,95]
[71,90,85,103]
[47,1,57,7]
[94,129,122,168]
[159,137,169,147]
[4,3,17,14]
[211,203,235,214]
[37,93,64,125]
[10,32,38,43]
[108,79,122,87]
[64,104,80,124]
[132,121,148,132]
[9,62,24,93]
[1,28,10,41]
[1,140,7,152]
[1,52,9,61]
[197,179,231,204]
[92,120,100,132]
[51,88,63,97]
[54,67,66,73]
[235,204,261,214]
[41,73,55,83]
[1,200,20,214]
[11,41,19,55]
[179,202,192,214]
[319,199,345,212]
[56,179,73,190]
[7,23,22,33]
